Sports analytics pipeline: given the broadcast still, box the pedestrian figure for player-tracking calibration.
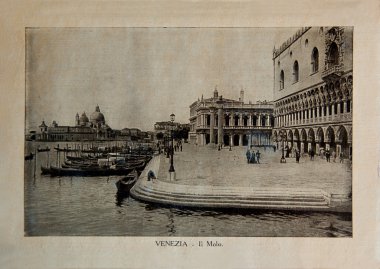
[310,149,315,160]
[256,150,261,164]
[339,152,344,163]
[250,151,256,163]
[285,145,289,158]
[246,149,251,164]
[325,150,331,162]
[147,170,156,181]
[295,150,300,163]
[332,151,337,162]
[180,145,182,151]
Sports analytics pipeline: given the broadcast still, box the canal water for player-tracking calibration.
[25,142,352,237]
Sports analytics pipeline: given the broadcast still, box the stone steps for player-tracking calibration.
[138,185,327,203]
[130,180,331,211]
[131,188,330,211]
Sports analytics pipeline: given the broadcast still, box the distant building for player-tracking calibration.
[189,88,274,146]
[154,121,190,142]
[36,105,114,141]
[272,27,352,158]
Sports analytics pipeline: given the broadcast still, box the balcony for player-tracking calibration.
[322,65,343,80]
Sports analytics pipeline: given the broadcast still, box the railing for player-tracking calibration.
[322,65,343,78]
[196,125,273,130]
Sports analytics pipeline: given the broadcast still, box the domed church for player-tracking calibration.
[75,105,113,139]
[90,105,106,127]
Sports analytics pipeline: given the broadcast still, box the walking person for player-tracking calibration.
[339,152,344,163]
[256,150,261,164]
[250,150,256,164]
[310,149,315,161]
[295,149,300,163]
[325,150,331,162]
[246,149,251,164]
[332,151,337,162]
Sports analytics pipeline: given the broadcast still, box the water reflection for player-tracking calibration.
[24,141,352,237]
[115,192,130,207]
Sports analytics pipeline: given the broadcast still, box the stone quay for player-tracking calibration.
[130,143,351,213]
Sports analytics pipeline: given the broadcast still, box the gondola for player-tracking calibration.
[115,170,139,193]
[40,162,146,177]
[54,147,79,152]
[37,147,51,152]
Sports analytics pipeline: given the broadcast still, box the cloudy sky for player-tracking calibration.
[26,27,297,131]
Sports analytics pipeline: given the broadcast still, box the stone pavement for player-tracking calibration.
[159,143,351,196]
[130,143,351,212]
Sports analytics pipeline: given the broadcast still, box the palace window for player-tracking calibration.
[234,115,239,126]
[293,61,299,83]
[252,115,257,126]
[311,47,319,73]
[347,99,351,113]
[261,116,266,127]
[327,42,339,68]
[243,116,248,126]
[280,70,284,90]
[225,115,230,126]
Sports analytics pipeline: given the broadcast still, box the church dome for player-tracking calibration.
[80,112,89,123]
[90,105,105,124]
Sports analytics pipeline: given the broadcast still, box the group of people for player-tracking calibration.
[282,145,346,164]
[157,140,183,155]
[246,148,261,164]
[321,149,344,163]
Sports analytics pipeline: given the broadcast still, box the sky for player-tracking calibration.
[26,27,297,131]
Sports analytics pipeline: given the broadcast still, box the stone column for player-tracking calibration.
[321,105,325,117]
[217,106,223,146]
[209,109,215,144]
[337,102,341,114]
[266,115,270,126]
[248,114,252,126]
[239,134,243,146]
[331,103,335,116]
[343,99,347,113]
[316,106,320,119]
[316,143,320,155]
[230,135,233,146]
[258,114,262,126]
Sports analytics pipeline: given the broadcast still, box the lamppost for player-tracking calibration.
[169,113,175,173]
[279,128,287,163]
[165,134,170,158]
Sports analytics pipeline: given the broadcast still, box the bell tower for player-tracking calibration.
[75,113,80,126]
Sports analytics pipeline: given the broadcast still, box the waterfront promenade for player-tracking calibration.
[130,143,352,212]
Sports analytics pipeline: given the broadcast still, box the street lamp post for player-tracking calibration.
[169,113,175,173]
[166,135,170,158]
[280,128,286,163]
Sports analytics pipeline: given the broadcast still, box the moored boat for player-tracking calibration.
[37,147,51,152]
[115,170,139,193]
[40,161,146,177]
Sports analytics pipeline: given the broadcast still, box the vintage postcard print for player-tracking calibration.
[24,27,352,237]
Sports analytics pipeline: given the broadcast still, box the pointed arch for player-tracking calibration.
[293,60,299,82]
[311,47,319,72]
[308,128,315,142]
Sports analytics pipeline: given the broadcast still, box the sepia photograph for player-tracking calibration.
[24,27,352,237]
